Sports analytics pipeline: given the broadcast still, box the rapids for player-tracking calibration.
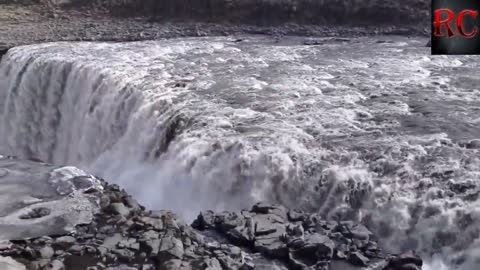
[0,35,479,269]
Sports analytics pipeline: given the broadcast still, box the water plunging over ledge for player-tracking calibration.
[0,36,478,269]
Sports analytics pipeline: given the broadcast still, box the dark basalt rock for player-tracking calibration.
[348,251,369,267]
[0,44,8,59]
[192,210,231,231]
[193,202,424,270]
[385,251,423,270]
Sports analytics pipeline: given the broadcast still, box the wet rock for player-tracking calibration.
[216,212,244,232]
[251,203,288,221]
[289,234,335,266]
[348,252,369,267]
[43,260,65,270]
[384,251,422,270]
[255,228,288,257]
[191,211,216,230]
[108,203,131,217]
[193,203,422,270]
[287,210,306,222]
[252,202,279,214]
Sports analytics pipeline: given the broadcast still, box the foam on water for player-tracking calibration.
[1,36,480,268]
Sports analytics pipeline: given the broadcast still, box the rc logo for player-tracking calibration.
[432,0,480,54]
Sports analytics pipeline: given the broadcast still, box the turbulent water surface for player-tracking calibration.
[0,35,479,269]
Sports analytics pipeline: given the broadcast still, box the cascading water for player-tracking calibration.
[0,36,480,269]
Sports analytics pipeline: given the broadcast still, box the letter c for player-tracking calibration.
[457,10,478,38]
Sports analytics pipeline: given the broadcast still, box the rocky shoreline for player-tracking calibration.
[192,205,423,270]
[0,168,423,270]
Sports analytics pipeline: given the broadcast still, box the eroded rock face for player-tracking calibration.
[192,202,423,270]
[0,156,102,240]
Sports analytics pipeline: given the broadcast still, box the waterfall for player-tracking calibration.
[0,41,313,220]
[2,37,480,269]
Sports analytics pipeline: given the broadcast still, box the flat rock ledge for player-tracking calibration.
[192,203,423,270]
[0,179,253,270]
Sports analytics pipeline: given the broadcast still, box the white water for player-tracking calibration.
[1,36,480,268]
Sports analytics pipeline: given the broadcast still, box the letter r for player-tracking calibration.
[434,9,455,37]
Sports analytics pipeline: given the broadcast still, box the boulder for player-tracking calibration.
[384,251,423,270]
[158,236,184,261]
[215,212,244,232]
[192,211,216,230]
[54,236,76,249]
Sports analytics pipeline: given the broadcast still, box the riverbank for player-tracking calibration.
[0,1,429,56]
